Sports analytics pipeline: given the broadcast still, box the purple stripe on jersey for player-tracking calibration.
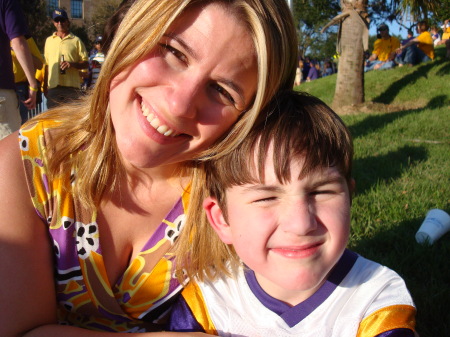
[375,328,415,337]
[245,249,358,327]
[168,294,205,332]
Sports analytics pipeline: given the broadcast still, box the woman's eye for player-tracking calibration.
[212,83,236,105]
[160,43,188,64]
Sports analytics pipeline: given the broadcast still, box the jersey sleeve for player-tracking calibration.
[357,304,416,337]
[169,282,217,335]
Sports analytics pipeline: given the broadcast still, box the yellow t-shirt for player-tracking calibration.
[11,37,45,85]
[44,32,88,89]
[417,31,435,60]
[442,27,450,40]
[373,36,400,62]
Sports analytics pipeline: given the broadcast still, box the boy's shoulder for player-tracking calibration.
[173,252,415,336]
[338,252,415,317]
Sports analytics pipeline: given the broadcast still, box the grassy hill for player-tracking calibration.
[297,46,450,337]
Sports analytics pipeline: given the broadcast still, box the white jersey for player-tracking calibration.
[169,250,416,337]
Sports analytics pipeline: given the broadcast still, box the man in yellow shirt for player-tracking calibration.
[364,23,400,72]
[396,20,435,66]
[44,8,88,109]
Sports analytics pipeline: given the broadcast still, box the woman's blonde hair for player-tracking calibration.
[173,0,298,280]
[177,91,354,282]
[27,0,297,211]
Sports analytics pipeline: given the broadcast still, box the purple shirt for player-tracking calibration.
[0,0,29,89]
[307,66,319,81]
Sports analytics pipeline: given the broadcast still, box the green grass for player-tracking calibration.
[297,46,450,337]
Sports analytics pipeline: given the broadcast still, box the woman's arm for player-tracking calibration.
[10,37,38,109]
[25,326,209,337]
[397,37,419,53]
[0,132,57,336]
[0,132,211,336]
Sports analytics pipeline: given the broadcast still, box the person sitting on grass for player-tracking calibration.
[170,90,417,336]
[430,26,441,46]
[436,19,450,58]
[396,20,435,66]
[364,23,400,72]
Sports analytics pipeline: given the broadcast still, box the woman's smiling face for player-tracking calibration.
[109,2,258,170]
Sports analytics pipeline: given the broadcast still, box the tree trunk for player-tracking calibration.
[332,0,369,109]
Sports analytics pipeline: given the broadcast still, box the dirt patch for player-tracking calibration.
[335,101,427,115]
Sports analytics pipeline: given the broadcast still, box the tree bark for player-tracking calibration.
[322,0,369,109]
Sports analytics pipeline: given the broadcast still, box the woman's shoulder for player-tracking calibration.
[20,118,65,155]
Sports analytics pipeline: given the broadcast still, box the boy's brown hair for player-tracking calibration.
[175,90,353,281]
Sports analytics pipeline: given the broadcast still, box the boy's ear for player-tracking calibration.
[349,178,356,205]
[203,196,233,244]
[349,178,356,194]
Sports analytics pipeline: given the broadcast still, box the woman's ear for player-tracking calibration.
[203,196,233,244]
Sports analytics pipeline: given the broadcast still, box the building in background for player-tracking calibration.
[46,0,94,27]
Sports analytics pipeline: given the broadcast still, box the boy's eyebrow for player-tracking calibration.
[240,184,284,194]
[308,173,346,189]
[238,171,346,193]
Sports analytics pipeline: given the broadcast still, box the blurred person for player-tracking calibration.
[364,23,400,72]
[294,59,302,86]
[430,26,441,46]
[12,35,45,123]
[88,35,105,88]
[301,56,311,82]
[44,8,88,108]
[441,19,450,40]
[401,30,414,46]
[306,60,319,82]
[322,60,334,77]
[81,35,105,90]
[396,20,435,66]
[0,0,37,139]
[437,19,450,58]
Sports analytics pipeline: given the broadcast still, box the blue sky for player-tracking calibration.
[369,21,408,38]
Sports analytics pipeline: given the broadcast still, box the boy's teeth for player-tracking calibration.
[141,101,178,137]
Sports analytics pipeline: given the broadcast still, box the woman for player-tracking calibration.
[0,0,297,335]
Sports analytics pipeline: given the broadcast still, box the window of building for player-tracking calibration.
[48,0,59,14]
[71,0,83,19]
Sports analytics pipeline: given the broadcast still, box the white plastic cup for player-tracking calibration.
[415,209,450,245]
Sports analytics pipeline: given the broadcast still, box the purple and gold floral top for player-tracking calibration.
[19,120,187,332]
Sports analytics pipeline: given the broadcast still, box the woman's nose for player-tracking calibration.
[167,75,203,119]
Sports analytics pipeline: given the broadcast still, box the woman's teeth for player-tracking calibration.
[141,101,178,137]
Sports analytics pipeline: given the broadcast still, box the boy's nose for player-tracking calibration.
[281,200,318,236]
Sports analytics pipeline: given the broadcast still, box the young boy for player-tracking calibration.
[170,91,416,336]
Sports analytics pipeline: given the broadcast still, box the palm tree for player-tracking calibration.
[321,0,443,109]
[322,0,369,109]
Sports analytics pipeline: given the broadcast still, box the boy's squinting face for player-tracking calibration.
[205,153,352,306]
